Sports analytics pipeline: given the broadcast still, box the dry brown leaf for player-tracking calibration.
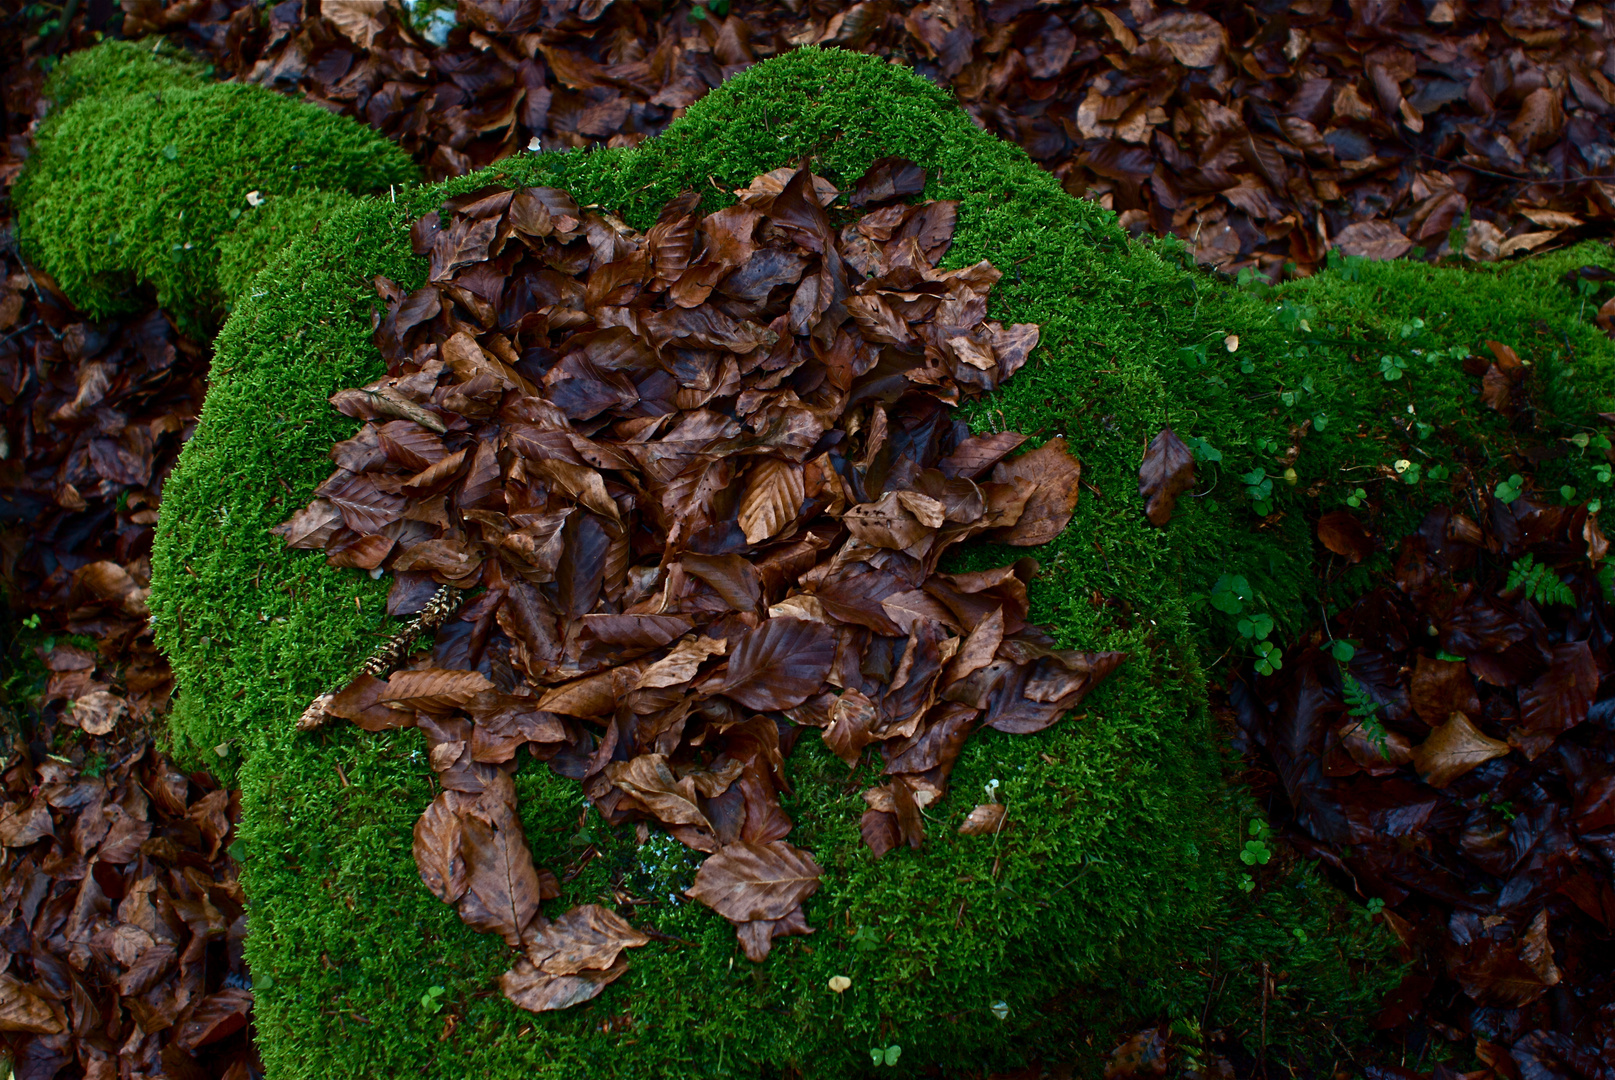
[957,802,1006,836]
[1412,712,1510,788]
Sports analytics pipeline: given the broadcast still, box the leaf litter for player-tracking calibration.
[278,160,1122,1009]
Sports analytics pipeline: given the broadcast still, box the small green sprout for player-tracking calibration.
[1209,575,1252,615]
[1495,474,1525,503]
[1345,487,1368,508]
[870,1045,902,1067]
[1329,640,1356,663]
[1186,436,1222,463]
[1379,355,1407,381]
[420,985,447,1014]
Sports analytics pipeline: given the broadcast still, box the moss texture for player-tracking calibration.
[14,49,416,335]
[24,39,1613,1079]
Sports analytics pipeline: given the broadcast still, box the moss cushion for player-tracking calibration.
[16,39,1614,1079]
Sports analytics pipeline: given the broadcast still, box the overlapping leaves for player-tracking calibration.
[1237,490,1614,1052]
[279,161,1121,1012]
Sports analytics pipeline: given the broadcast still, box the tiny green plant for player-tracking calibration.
[1506,554,1575,607]
[1379,354,1408,381]
[1329,640,1356,663]
[1208,574,1252,615]
[1240,818,1273,866]
[870,1045,902,1067]
[1495,474,1525,503]
[1241,468,1274,515]
[1344,486,1368,508]
[1252,638,1283,676]
[419,985,447,1014]
[1341,673,1389,751]
[1186,435,1221,463]
[22,613,40,630]
[850,924,882,952]
[688,0,731,18]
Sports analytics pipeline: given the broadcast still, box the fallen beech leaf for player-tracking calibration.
[456,797,543,946]
[1334,220,1413,261]
[737,459,805,545]
[1586,513,1608,564]
[684,840,822,923]
[1140,11,1226,67]
[0,800,54,848]
[988,437,1082,545]
[413,793,469,904]
[1316,511,1373,563]
[501,954,629,1013]
[860,809,900,857]
[716,618,836,711]
[68,689,126,735]
[1449,909,1561,1007]
[958,803,1006,836]
[321,0,387,48]
[1412,711,1510,788]
[605,754,711,829]
[0,973,63,1034]
[1138,428,1195,527]
[525,904,650,975]
[850,156,926,208]
[1518,641,1598,738]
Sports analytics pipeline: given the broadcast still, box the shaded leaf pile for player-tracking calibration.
[0,738,256,1079]
[1235,491,1615,1068]
[277,161,1121,1011]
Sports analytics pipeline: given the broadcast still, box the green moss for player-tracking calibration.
[13,43,417,335]
[116,43,1615,1078]
[216,189,358,305]
[41,37,209,110]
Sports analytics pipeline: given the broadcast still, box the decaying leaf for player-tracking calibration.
[1138,428,1195,527]
[1412,712,1510,788]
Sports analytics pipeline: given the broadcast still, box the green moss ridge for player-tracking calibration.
[14,48,417,334]
[41,37,209,110]
[136,43,1613,1078]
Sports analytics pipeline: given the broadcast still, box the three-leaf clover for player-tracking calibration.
[1379,355,1408,381]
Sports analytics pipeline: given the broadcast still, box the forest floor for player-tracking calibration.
[2,1,1614,1078]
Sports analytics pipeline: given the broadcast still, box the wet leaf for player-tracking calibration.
[1138,428,1195,527]
[1411,712,1510,788]
[716,618,836,711]
[685,840,823,923]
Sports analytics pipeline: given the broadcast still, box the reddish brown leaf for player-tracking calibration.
[525,904,650,975]
[500,954,628,1014]
[1138,428,1195,527]
[1412,712,1510,788]
[1317,511,1374,563]
[456,796,542,946]
[988,437,1082,545]
[684,840,822,923]
[716,618,836,711]
[413,792,468,904]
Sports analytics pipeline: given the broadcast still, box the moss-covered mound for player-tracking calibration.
[17,38,1614,1080]
[13,43,417,334]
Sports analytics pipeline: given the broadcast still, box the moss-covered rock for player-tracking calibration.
[18,38,1615,1080]
[14,48,417,334]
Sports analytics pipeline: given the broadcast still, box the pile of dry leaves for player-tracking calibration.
[277,160,1121,1012]
[106,0,1615,276]
[0,733,256,1079]
[1235,490,1615,1076]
